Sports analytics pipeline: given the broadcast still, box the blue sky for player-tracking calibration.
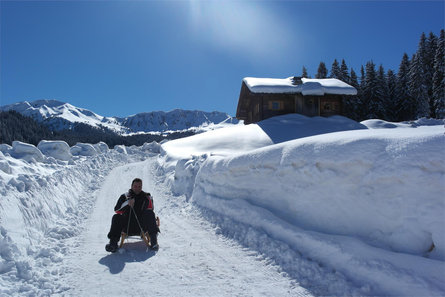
[1,1,444,117]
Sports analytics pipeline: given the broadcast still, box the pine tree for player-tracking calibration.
[396,53,413,120]
[330,59,341,79]
[409,48,429,118]
[360,65,366,90]
[350,68,361,120]
[316,62,328,79]
[363,61,379,119]
[408,32,433,119]
[356,65,367,120]
[433,29,445,118]
[0,111,55,145]
[376,65,389,119]
[386,69,398,121]
[426,32,438,117]
[302,66,308,78]
[350,68,360,90]
[343,68,360,120]
[339,59,350,83]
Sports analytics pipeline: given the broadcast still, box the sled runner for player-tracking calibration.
[119,216,160,249]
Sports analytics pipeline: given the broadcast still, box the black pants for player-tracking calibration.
[107,209,158,240]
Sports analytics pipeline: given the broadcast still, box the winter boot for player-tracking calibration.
[105,238,119,253]
[149,233,159,251]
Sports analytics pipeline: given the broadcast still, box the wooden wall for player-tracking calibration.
[236,82,345,124]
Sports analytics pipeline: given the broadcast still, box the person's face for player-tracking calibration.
[131,181,142,195]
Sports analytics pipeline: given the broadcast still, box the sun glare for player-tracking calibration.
[188,1,297,61]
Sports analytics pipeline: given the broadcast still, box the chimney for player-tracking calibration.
[292,76,302,85]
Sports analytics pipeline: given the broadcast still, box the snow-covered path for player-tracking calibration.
[1,119,443,296]
[59,158,312,296]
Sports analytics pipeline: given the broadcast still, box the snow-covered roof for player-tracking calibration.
[243,77,357,96]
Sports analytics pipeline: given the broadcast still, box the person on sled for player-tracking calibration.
[106,178,160,252]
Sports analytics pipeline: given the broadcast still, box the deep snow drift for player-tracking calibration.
[159,115,445,296]
[160,114,366,161]
[0,114,444,296]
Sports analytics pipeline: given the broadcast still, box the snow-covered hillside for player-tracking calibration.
[120,109,237,133]
[0,100,126,133]
[0,114,443,296]
[0,99,237,134]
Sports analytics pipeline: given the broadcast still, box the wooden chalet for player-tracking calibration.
[236,76,357,124]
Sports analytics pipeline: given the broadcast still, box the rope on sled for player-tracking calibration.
[123,204,146,244]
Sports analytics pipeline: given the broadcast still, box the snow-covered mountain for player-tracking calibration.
[119,109,236,133]
[0,100,126,133]
[0,100,237,134]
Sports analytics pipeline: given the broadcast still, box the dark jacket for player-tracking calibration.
[114,189,154,215]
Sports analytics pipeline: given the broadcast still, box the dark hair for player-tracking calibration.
[131,178,142,185]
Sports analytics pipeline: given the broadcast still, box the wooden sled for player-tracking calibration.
[119,216,160,248]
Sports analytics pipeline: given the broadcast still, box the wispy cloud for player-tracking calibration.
[189,1,297,61]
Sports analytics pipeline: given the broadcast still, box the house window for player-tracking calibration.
[320,98,341,116]
[269,101,283,111]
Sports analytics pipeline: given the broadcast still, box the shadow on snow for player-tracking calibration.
[99,240,156,274]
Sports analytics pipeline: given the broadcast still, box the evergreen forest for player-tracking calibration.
[304,30,445,122]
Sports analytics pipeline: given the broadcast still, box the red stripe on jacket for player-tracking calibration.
[147,196,153,210]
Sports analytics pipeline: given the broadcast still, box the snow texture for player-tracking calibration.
[37,140,72,161]
[160,115,445,296]
[10,141,44,163]
[0,114,443,296]
[243,77,357,95]
[70,143,98,157]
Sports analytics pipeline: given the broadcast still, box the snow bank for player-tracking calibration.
[257,114,366,143]
[161,114,367,197]
[141,141,162,154]
[0,141,156,295]
[93,141,109,153]
[37,140,72,161]
[0,140,152,190]
[161,114,365,161]
[114,145,127,154]
[0,144,13,155]
[11,141,44,163]
[158,115,445,296]
[161,123,271,161]
[172,155,208,199]
[0,153,12,174]
[70,143,97,156]
[160,114,444,252]
[361,118,445,129]
[192,127,445,257]
[161,115,444,257]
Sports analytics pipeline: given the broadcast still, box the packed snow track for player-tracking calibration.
[58,158,312,296]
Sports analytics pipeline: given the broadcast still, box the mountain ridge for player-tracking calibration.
[0,99,237,134]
